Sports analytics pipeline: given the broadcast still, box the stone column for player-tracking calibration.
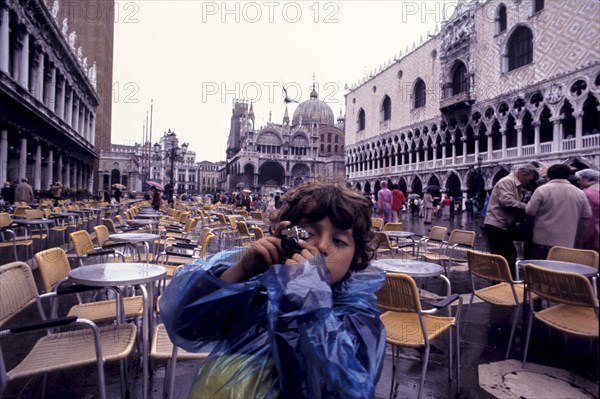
[533,121,541,154]
[474,135,480,160]
[57,153,63,185]
[516,123,523,157]
[432,144,437,165]
[0,129,7,183]
[487,133,493,159]
[66,87,73,125]
[90,114,96,146]
[72,98,79,131]
[451,140,456,164]
[19,30,29,89]
[34,144,41,190]
[57,76,65,119]
[0,7,9,73]
[462,138,467,164]
[574,111,583,148]
[36,50,44,101]
[48,65,56,112]
[551,117,561,152]
[47,149,54,188]
[442,143,446,166]
[500,128,507,158]
[88,167,94,193]
[19,137,27,181]
[65,159,71,190]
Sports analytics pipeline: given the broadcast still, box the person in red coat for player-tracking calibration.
[391,184,406,222]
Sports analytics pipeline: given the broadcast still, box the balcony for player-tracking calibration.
[440,91,473,113]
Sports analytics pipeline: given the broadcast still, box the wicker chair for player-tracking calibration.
[547,246,599,270]
[371,217,384,231]
[0,212,33,261]
[374,232,400,259]
[70,230,124,267]
[416,226,448,258]
[0,261,137,399]
[523,264,599,366]
[35,247,143,323]
[465,250,531,358]
[383,222,403,231]
[421,229,475,275]
[377,272,461,399]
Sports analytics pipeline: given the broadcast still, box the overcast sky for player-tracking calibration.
[111,1,449,162]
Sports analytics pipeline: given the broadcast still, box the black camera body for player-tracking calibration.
[280,226,309,258]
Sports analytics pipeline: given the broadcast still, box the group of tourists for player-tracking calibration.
[484,163,597,277]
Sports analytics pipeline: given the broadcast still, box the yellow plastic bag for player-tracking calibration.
[189,353,279,399]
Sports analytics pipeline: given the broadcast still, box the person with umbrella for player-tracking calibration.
[151,187,162,211]
[113,185,123,203]
[423,189,434,224]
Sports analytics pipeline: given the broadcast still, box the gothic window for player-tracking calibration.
[381,95,392,121]
[327,133,332,142]
[452,62,468,95]
[358,109,366,131]
[507,26,533,71]
[414,79,426,108]
[533,0,544,13]
[320,144,324,152]
[335,136,339,143]
[497,4,507,33]
[327,144,332,152]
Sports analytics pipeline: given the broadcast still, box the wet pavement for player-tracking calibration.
[1,211,598,398]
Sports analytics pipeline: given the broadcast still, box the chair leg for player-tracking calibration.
[417,343,430,399]
[505,305,520,359]
[522,311,535,367]
[462,293,475,339]
[165,346,179,399]
[455,323,461,396]
[389,345,399,399]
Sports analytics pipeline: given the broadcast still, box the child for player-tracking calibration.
[160,181,386,398]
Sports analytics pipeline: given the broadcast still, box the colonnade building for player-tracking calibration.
[0,0,109,194]
[345,0,600,200]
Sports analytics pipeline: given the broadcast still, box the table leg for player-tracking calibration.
[138,284,149,399]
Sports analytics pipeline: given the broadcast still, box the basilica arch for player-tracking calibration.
[258,162,285,186]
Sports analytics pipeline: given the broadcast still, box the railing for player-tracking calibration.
[522,144,535,156]
[540,142,553,153]
[466,154,475,164]
[582,133,600,148]
[506,147,518,158]
[562,138,576,151]
[455,157,464,165]
[492,150,502,160]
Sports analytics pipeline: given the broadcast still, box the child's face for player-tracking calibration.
[297,216,355,284]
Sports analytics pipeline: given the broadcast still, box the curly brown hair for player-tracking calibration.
[270,181,375,271]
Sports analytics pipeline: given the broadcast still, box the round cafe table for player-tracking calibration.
[109,233,161,262]
[371,259,451,298]
[69,263,166,399]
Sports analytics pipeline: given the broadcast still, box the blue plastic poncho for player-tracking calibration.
[160,248,386,399]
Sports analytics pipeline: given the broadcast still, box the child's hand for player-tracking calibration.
[283,239,320,266]
[221,221,290,283]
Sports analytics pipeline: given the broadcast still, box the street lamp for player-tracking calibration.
[153,129,188,203]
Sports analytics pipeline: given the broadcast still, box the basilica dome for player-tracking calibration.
[292,86,335,126]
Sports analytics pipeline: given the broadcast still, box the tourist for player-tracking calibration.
[15,178,34,204]
[526,164,592,259]
[160,181,385,398]
[484,164,539,277]
[574,168,599,252]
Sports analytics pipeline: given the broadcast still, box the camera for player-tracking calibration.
[280,226,309,258]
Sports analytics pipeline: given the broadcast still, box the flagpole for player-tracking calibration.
[149,99,154,187]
